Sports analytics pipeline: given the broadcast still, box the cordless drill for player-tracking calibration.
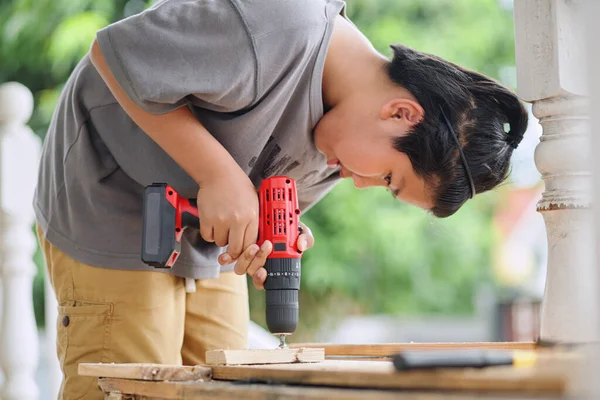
[140,176,302,346]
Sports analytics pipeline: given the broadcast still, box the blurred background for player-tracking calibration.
[0,0,546,397]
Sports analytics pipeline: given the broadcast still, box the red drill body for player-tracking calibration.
[257,176,302,261]
[141,176,302,336]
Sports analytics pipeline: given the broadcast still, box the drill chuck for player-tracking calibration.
[264,257,300,334]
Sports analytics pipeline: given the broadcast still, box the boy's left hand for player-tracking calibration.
[223,221,314,290]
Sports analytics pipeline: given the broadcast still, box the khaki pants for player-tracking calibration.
[36,226,249,400]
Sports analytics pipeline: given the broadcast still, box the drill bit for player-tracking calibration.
[277,334,288,349]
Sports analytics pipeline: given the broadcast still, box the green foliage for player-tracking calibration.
[250,182,501,339]
[302,180,499,315]
[48,12,110,78]
[0,0,129,135]
[346,0,516,79]
[2,0,516,334]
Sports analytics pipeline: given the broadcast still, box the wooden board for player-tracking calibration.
[211,360,569,393]
[290,342,537,357]
[78,363,211,381]
[98,377,561,400]
[205,347,324,365]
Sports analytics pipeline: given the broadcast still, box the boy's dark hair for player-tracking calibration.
[387,44,528,218]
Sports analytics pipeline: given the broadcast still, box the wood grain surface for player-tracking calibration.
[78,363,211,381]
[290,342,538,357]
[205,347,324,365]
[211,359,568,393]
[98,377,562,400]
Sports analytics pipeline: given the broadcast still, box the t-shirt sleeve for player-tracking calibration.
[95,0,257,114]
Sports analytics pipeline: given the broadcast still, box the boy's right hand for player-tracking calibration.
[195,166,259,264]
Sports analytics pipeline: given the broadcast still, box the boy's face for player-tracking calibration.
[314,97,433,210]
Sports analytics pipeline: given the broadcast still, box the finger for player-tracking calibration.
[227,225,245,261]
[213,226,229,247]
[199,221,214,243]
[246,240,272,277]
[252,268,267,290]
[233,244,259,275]
[218,252,233,266]
[302,232,315,250]
[242,217,259,253]
[297,223,315,251]
[297,234,309,251]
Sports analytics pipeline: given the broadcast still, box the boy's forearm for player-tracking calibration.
[89,39,240,186]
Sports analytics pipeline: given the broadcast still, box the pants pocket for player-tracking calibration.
[57,301,113,400]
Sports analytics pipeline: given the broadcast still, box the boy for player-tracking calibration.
[34,0,528,398]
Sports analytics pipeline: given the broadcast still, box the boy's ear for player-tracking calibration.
[380,99,424,126]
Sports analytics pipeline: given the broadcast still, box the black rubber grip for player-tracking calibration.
[264,257,301,334]
[181,211,199,230]
[181,198,199,229]
[265,289,298,335]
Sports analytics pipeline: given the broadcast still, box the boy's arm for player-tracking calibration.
[89,39,261,264]
[89,39,238,186]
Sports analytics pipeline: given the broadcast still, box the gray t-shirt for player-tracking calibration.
[34,0,345,279]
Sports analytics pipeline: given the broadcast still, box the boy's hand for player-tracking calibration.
[196,166,259,263]
[228,222,314,290]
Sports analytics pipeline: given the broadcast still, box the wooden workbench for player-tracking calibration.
[80,342,578,399]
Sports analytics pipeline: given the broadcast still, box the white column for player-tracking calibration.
[0,82,41,399]
[590,0,600,340]
[514,0,596,342]
[585,0,600,397]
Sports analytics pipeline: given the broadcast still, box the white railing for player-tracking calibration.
[514,0,596,343]
[0,81,59,400]
[586,1,600,395]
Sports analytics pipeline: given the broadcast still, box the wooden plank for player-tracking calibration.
[78,363,211,381]
[205,347,324,365]
[211,360,568,393]
[98,377,560,400]
[290,342,537,357]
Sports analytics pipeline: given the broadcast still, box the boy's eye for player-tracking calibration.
[384,173,392,186]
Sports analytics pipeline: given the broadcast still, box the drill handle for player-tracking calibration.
[180,197,199,230]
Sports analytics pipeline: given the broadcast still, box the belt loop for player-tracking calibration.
[185,277,197,293]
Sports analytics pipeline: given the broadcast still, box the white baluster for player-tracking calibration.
[590,0,600,343]
[0,82,41,399]
[514,0,597,342]
[583,0,600,397]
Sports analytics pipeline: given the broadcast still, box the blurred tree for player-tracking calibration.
[347,0,516,76]
[1,0,516,336]
[0,0,142,135]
